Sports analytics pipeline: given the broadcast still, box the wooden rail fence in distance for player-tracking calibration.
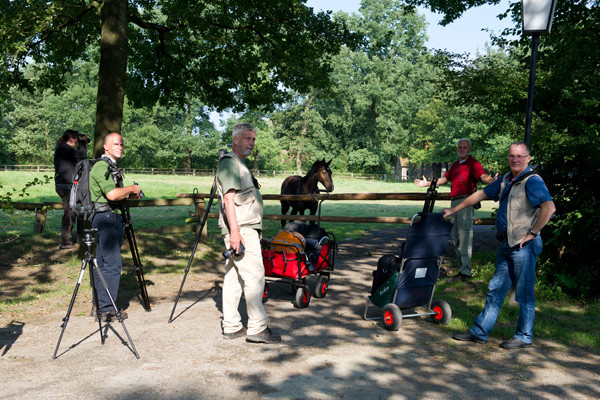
[2,193,494,236]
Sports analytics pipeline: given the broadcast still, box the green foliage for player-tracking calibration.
[526,1,600,300]
[273,1,439,174]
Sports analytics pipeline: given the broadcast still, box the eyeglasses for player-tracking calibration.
[508,155,529,160]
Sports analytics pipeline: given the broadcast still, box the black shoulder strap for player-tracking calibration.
[500,170,537,203]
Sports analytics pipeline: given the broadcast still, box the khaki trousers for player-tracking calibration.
[450,197,474,276]
[222,227,268,335]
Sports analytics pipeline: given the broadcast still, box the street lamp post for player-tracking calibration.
[522,0,558,146]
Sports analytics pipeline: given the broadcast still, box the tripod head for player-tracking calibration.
[82,228,98,246]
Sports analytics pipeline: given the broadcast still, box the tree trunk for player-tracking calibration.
[183,94,192,171]
[93,0,128,158]
[295,150,302,174]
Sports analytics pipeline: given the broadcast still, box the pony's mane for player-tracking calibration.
[306,159,325,176]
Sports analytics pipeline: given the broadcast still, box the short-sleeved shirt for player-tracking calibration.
[217,156,263,235]
[445,155,486,198]
[483,167,552,235]
[90,157,121,213]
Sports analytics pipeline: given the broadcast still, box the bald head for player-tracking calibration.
[103,133,124,161]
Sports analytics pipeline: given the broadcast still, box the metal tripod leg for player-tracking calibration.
[91,257,140,359]
[169,149,226,323]
[120,202,151,311]
[53,230,140,359]
[53,256,97,359]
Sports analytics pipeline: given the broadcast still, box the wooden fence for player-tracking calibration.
[0,165,381,180]
[3,192,494,237]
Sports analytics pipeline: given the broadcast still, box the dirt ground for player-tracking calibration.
[1,226,599,400]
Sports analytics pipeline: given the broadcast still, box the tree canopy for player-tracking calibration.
[1,0,358,156]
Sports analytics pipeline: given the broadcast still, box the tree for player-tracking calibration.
[314,0,437,174]
[407,0,600,298]
[1,0,357,157]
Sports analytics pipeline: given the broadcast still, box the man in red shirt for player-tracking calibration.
[415,139,496,283]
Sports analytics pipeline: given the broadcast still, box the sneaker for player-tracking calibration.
[500,337,532,349]
[452,330,487,344]
[223,327,247,340]
[246,327,281,344]
[59,242,74,249]
[446,272,471,284]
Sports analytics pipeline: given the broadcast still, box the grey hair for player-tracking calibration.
[457,138,471,147]
[232,122,256,139]
[510,141,531,155]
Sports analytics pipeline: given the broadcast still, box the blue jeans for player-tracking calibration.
[92,212,124,312]
[470,236,543,343]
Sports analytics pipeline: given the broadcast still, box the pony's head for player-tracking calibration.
[309,158,334,192]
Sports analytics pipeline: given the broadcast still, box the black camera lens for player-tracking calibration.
[133,182,145,199]
[223,243,245,259]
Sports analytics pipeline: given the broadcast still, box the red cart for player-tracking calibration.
[261,229,336,308]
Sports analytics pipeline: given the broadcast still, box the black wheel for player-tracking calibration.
[314,276,328,299]
[262,283,269,304]
[294,286,311,309]
[431,299,452,325]
[382,303,402,331]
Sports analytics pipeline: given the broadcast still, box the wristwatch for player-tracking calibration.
[528,228,539,236]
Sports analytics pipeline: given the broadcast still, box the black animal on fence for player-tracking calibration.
[280,159,334,227]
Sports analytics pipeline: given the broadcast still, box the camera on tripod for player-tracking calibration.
[223,243,245,259]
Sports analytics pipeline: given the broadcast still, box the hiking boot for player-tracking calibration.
[452,330,487,344]
[446,272,471,284]
[95,309,128,322]
[500,337,532,349]
[246,327,281,344]
[223,327,247,340]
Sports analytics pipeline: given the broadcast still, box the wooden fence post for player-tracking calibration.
[194,196,207,239]
[33,207,47,233]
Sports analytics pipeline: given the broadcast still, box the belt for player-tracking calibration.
[451,195,468,200]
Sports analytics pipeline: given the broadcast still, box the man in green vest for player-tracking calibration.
[217,123,280,344]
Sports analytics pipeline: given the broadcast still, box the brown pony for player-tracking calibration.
[280,158,334,227]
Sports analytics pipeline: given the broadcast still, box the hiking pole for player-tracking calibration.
[120,199,151,312]
[169,149,226,323]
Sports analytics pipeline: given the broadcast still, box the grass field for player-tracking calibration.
[0,171,496,240]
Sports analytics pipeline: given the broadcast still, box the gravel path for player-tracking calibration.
[1,226,599,399]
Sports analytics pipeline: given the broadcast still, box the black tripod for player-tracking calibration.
[53,229,140,359]
[119,200,151,311]
[169,149,226,323]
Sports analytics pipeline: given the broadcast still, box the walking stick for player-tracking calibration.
[169,149,226,323]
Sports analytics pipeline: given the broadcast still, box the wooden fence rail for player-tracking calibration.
[0,165,382,180]
[2,192,494,236]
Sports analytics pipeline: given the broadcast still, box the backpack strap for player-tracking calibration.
[500,170,537,203]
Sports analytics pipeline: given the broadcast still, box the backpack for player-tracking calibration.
[269,230,306,254]
[69,158,113,220]
[371,254,401,295]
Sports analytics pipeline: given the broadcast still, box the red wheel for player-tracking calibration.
[382,303,402,331]
[431,299,452,325]
[294,286,311,309]
[314,276,328,299]
[262,283,269,304]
